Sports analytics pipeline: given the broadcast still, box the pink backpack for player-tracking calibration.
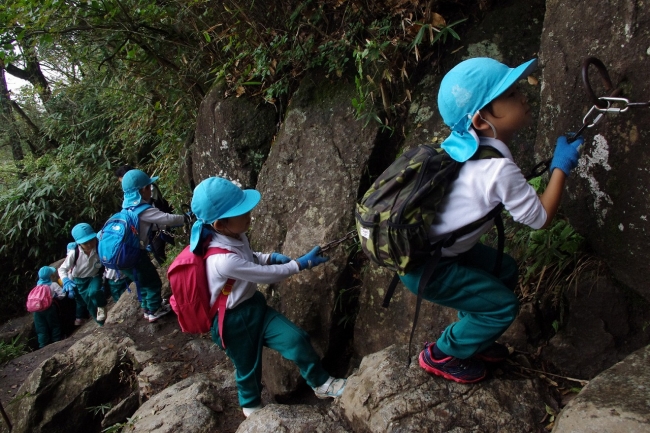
[168,245,235,335]
[26,285,53,313]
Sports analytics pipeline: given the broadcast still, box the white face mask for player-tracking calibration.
[476,110,497,139]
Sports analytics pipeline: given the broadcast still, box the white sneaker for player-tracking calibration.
[313,376,346,399]
[148,303,171,322]
[96,307,106,322]
[242,405,263,417]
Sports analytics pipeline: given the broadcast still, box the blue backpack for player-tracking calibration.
[98,204,151,270]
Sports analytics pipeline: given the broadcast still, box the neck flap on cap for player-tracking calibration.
[441,121,480,162]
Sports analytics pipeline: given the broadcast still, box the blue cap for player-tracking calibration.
[71,223,96,244]
[122,169,159,208]
[438,57,537,162]
[67,242,77,251]
[37,266,57,285]
[189,177,261,252]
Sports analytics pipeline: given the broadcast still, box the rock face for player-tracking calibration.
[552,344,650,433]
[339,344,552,433]
[249,70,379,396]
[236,404,351,433]
[542,273,650,379]
[538,0,650,301]
[352,265,458,361]
[192,82,277,187]
[126,373,240,433]
[6,331,138,433]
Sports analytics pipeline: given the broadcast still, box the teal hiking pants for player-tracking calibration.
[73,275,107,324]
[122,252,163,313]
[399,243,519,359]
[107,278,129,302]
[211,291,330,408]
[34,304,62,348]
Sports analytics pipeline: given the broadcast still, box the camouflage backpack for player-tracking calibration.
[355,144,504,362]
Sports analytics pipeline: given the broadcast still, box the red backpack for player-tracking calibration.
[168,245,235,340]
[26,285,53,313]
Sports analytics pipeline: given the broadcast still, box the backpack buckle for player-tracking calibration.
[221,279,235,296]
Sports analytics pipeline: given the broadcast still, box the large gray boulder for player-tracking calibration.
[339,344,553,433]
[192,82,277,187]
[552,344,650,433]
[538,0,650,301]
[5,332,139,433]
[125,373,241,433]
[236,404,351,433]
[250,70,379,396]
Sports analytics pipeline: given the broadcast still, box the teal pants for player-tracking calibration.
[107,278,129,302]
[34,304,62,348]
[399,243,519,359]
[211,291,330,408]
[73,275,107,324]
[122,252,162,312]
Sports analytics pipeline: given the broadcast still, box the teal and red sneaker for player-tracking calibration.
[419,342,486,384]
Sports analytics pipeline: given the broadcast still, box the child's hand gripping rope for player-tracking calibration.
[550,135,585,176]
[295,247,329,270]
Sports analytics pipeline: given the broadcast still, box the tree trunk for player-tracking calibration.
[0,65,25,166]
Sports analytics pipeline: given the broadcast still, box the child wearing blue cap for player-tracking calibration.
[190,177,347,417]
[400,57,584,383]
[120,169,185,322]
[33,266,65,348]
[58,223,108,325]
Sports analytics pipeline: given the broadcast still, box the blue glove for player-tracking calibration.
[270,252,291,265]
[295,246,329,270]
[550,135,584,176]
[63,277,76,296]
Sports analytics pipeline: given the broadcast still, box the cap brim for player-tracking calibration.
[488,58,538,102]
[219,190,261,219]
[148,176,159,185]
[77,233,96,244]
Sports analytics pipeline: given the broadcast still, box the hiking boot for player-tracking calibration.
[74,318,84,326]
[474,342,510,363]
[313,376,346,399]
[96,307,106,322]
[148,304,172,322]
[242,405,263,417]
[419,342,486,384]
[143,310,151,320]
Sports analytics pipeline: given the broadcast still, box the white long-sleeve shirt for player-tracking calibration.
[137,206,186,249]
[58,246,102,279]
[431,137,547,257]
[49,282,65,299]
[206,232,300,310]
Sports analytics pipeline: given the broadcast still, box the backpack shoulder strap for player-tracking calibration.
[471,145,504,160]
[204,247,236,349]
[130,203,152,215]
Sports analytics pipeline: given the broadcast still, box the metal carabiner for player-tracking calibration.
[594,96,631,113]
